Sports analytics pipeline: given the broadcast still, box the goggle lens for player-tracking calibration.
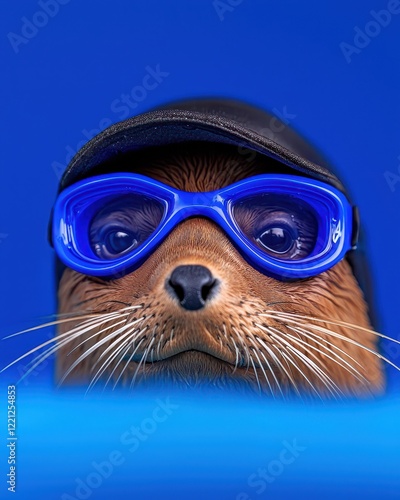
[88,194,165,260]
[231,193,319,261]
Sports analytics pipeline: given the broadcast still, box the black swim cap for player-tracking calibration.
[58,98,345,193]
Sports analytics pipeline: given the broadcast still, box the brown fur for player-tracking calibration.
[57,144,384,396]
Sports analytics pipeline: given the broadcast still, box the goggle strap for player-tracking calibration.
[48,206,54,247]
[351,205,360,249]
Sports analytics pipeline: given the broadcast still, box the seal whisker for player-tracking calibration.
[102,341,135,390]
[248,352,261,393]
[258,315,368,387]
[90,325,150,392]
[270,334,323,398]
[13,306,140,327]
[263,310,400,346]
[289,325,365,369]
[31,315,127,367]
[53,319,131,382]
[130,336,155,388]
[87,339,132,394]
[232,326,251,372]
[268,325,329,375]
[27,307,146,382]
[68,319,129,356]
[254,329,301,396]
[93,315,152,364]
[0,311,126,379]
[238,324,278,397]
[288,345,343,398]
[256,344,285,399]
[268,326,344,398]
[249,345,274,397]
[280,348,322,399]
[228,333,240,373]
[29,317,128,381]
[242,329,282,397]
[265,315,400,373]
[284,326,370,386]
[112,337,146,388]
[148,327,159,365]
[57,319,145,386]
[156,331,164,360]
[87,324,148,389]
[2,312,120,340]
[9,304,143,339]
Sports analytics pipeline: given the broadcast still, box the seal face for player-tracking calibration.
[56,143,384,397]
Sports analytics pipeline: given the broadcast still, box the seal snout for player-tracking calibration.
[166,265,219,311]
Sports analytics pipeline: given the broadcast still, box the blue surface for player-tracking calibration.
[1,0,400,498]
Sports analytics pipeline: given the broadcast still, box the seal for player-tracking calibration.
[55,139,384,397]
[4,98,390,398]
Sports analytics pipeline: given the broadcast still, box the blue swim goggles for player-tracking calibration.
[52,173,356,280]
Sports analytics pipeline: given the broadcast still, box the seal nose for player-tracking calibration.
[166,265,218,311]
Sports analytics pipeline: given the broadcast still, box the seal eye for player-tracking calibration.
[231,193,319,260]
[88,193,165,260]
[104,229,138,255]
[92,226,139,259]
[256,225,296,255]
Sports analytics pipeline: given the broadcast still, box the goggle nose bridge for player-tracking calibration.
[173,190,227,209]
[163,195,235,242]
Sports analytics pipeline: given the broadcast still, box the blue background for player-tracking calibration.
[1,0,400,498]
